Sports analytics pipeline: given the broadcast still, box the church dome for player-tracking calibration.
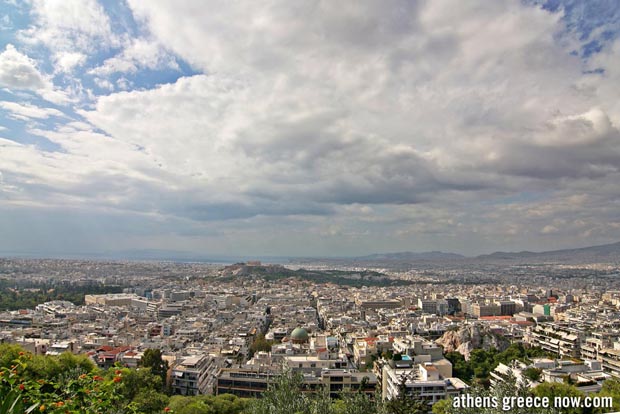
[290,327,309,343]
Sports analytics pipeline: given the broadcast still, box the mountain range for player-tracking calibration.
[2,241,619,265]
[350,241,620,264]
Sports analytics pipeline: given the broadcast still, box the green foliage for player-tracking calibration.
[24,352,95,382]
[245,370,432,414]
[130,388,170,414]
[248,334,273,358]
[116,367,170,413]
[382,350,394,360]
[0,350,125,414]
[168,394,248,414]
[140,349,169,393]
[594,377,620,413]
[531,382,584,414]
[445,344,552,385]
[440,375,556,414]
[431,398,452,414]
[333,390,377,414]
[522,367,542,382]
[222,267,413,288]
[445,352,474,383]
[246,371,312,414]
[0,344,23,369]
[0,279,123,310]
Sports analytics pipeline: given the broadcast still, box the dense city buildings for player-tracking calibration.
[2,254,620,411]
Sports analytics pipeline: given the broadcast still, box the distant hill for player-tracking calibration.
[307,241,620,267]
[355,251,466,261]
[219,263,412,287]
[476,241,620,263]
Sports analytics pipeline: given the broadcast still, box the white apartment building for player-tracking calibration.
[381,359,468,411]
[171,354,214,395]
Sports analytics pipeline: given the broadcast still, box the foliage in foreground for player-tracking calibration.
[1,351,123,413]
[5,342,620,414]
[432,371,620,414]
[0,344,170,414]
[245,371,428,414]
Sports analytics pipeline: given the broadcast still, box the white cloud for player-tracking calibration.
[0,44,47,90]
[94,78,114,91]
[0,101,65,120]
[2,0,620,255]
[53,51,86,73]
[83,2,616,207]
[0,15,11,31]
[18,0,118,70]
[89,38,179,76]
[0,44,69,103]
[116,77,131,90]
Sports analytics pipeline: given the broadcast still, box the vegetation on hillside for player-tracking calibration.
[219,265,413,287]
[445,343,554,386]
[0,279,123,310]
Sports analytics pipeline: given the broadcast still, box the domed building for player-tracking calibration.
[290,327,309,344]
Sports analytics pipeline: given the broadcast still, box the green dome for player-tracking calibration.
[290,327,309,342]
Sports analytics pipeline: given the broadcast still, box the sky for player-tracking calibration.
[0,0,620,258]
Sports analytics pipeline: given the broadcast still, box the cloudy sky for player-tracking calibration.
[1,0,620,258]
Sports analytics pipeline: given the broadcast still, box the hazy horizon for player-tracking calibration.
[1,0,620,258]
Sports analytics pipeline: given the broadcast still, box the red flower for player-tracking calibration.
[115,369,122,375]
[164,408,171,413]
[93,375,104,381]
[19,384,25,391]
[113,376,122,383]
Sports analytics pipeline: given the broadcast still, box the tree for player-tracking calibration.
[248,334,273,358]
[436,372,537,414]
[522,367,542,383]
[114,366,170,413]
[246,371,312,414]
[130,388,170,414]
[431,398,452,414]
[531,382,585,414]
[140,349,169,392]
[445,352,474,383]
[333,390,378,414]
[594,377,620,414]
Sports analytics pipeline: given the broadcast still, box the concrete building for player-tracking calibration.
[472,303,501,318]
[171,354,214,395]
[381,359,467,411]
[525,323,584,358]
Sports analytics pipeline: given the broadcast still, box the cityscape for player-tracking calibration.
[2,241,620,412]
[2,0,620,413]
